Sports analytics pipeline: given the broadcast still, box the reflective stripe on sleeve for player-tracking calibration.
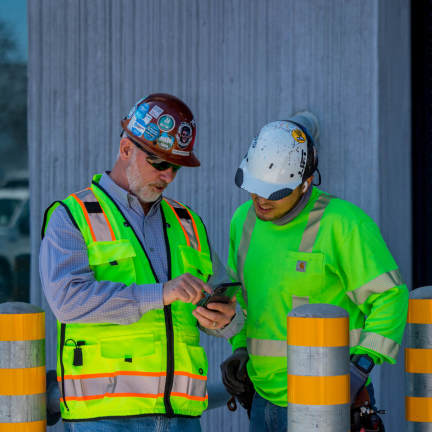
[346,269,403,305]
[359,331,399,359]
[71,188,116,242]
[298,194,333,253]
[59,370,207,402]
[349,328,362,347]
[236,205,257,306]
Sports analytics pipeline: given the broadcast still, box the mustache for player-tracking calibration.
[150,182,168,188]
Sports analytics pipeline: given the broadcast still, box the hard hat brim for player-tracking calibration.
[235,161,298,200]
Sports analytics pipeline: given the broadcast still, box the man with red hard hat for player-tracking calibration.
[40,94,242,431]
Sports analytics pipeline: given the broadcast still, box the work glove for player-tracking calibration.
[220,347,249,396]
[350,361,369,404]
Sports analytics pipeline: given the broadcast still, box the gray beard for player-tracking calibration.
[126,153,162,204]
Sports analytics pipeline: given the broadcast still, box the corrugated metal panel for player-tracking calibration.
[28,1,410,431]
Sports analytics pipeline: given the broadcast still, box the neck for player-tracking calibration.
[109,162,129,192]
[273,186,313,226]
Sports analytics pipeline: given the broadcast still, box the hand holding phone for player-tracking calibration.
[197,282,241,308]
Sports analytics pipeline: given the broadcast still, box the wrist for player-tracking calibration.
[350,353,374,375]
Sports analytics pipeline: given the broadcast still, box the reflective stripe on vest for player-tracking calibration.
[58,371,207,403]
[164,198,201,251]
[70,188,116,242]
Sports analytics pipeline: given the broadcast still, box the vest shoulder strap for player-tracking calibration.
[163,197,203,252]
[68,188,116,242]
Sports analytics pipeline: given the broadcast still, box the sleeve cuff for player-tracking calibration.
[137,283,164,315]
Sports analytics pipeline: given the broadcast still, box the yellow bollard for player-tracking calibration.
[406,286,432,430]
[287,304,350,431]
[0,302,46,431]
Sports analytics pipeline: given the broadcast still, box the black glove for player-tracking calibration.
[220,347,249,396]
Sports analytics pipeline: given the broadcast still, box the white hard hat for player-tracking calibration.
[235,118,318,200]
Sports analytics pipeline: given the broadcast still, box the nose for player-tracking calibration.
[159,167,177,183]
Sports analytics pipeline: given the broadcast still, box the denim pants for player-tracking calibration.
[249,392,287,432]
[63,416,201,432]
[249,383,377,431]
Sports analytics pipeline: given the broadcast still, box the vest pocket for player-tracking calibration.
[283,251,325,300]
[88,239,136,284]
[177,245,213,281]
[176,342,208,379]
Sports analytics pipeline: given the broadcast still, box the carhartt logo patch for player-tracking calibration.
[296,260,307,272]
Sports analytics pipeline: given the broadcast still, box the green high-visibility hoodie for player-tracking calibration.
[42,174,213,421]
[228,187,408,407]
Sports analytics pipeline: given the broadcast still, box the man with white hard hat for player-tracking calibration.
[220,113,408,431]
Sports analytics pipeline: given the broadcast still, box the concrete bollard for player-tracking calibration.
[287,304,350,431]
[0,302,46,430]
[406,286,432,429]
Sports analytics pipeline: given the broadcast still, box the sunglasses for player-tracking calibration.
[128,137,181,172]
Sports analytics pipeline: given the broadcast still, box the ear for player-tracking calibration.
[302,176,314,193]
[119,138,134,161]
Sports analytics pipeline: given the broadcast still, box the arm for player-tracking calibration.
[340,220,409,364]
[194,247,244,339]
[40,205,164,325]
[227,218,248,351]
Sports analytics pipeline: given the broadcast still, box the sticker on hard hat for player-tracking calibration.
[158,114,175,132]
[149,105,164,119]
[140,113,152,126]
[157,132,174,150]
[126,97,146,119]
[143,123,160,141]
[138,103,150,114]
[292,128,306,143]
[172,149,190,156]
[177,122,193,148]
[128,116,146,136]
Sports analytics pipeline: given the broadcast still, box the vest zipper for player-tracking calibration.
[161,210,175,416]
[92,182,175,416]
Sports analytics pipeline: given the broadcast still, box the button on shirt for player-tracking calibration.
[39,172,242,337]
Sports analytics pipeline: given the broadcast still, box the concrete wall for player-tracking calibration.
[28,1,410,430]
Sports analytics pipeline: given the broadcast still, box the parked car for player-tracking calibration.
[1,170,29,189]
[0,187,30,302]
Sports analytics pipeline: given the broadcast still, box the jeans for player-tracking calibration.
[249,392,287,432]
[63,416,201,432]
[249,383,377,432]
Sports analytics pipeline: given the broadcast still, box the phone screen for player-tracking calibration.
[197,282,241,308]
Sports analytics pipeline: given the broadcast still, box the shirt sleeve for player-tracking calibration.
[227,216,248,351]
[198,246,245,339]
[39,205,164,325]
[336,220,409,364]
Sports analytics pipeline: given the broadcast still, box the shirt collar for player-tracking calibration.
[272,185,313,226]
[99,171,162,217]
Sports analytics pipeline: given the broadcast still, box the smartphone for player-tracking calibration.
[197,282,241,308]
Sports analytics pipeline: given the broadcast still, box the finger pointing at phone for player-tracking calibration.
[163,274,212,305]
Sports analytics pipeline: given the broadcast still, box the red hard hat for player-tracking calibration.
[121,93,200,167]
